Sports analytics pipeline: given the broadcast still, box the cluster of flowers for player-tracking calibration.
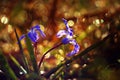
[19,18,80,56]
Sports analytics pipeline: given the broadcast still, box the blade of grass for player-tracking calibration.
[0,50,17,80]
[14,28,29,73]
[44,33,116,78]
[25,35,39,74]
[9,54,27,74]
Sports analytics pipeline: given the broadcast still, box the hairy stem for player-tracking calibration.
[38,42,63,70]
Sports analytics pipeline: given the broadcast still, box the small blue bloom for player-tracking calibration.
[19,25,46,43]
[57,18,80,56]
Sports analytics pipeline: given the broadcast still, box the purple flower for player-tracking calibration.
[57,18,80,56]
[19,25,46,43]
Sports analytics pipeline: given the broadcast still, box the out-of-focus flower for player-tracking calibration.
[19,25,46,43]
[57,18,80,56]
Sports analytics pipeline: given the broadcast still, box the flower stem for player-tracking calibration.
[34,42,38,61]
[38,42,63,70]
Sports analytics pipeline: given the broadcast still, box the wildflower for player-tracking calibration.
[19,25,46,43]
[57,18,80,56]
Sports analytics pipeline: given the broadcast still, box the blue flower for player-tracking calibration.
[19,25,46,43]
[57,18,80,56]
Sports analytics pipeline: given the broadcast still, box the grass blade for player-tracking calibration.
[25,35,39,74]
[0,50,17,80]
[14,28,29,73]
[9,54,27,74]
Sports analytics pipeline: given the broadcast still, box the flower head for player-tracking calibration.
[57,18,73,39]
[19,25,46,43]
[57,18,80,56]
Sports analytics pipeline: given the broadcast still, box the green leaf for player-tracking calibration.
[9,54,27,74]
[25,35,39,74]
[14,28,29,73]
[0,50,17,80]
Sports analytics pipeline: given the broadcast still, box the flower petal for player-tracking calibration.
[32,25,46,38]
[68,28,73,36]
[32,25,40,29]
[27,31,36,42]
[37,28,46,38]
[56,30,67,38]
[19,34,25,41]
[62,18,73,37]
[61,38,70,44]
[62,18,69,30]
[67,39,80,56]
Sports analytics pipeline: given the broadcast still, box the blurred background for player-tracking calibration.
[0,0,120,80]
